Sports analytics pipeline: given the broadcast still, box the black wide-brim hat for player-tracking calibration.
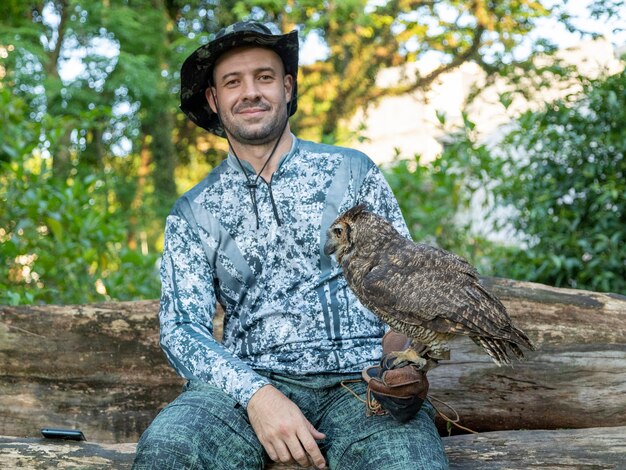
[180,21,299,137]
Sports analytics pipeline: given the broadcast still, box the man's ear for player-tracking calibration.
[205,87,218,113]
[284,74,294,104]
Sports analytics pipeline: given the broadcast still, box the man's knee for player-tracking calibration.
[134,421,202,469]
[334,408,449,470]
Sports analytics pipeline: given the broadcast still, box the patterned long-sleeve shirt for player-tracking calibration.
[159,136,410,407]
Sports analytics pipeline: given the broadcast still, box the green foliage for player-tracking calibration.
[291,0,566,141]
[383,140,498,275]
[490,71,626,293]
[384,154,468,253]
[387,70,626,295]
[1,1,624,304]
[0,89,160,305]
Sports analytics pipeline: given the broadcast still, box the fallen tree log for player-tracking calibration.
[429,277,626,433]
[2,426,625,469]
[1,277,625,443]
[0,436,136,469]
[0,300,181,444]
[443,425,626,469]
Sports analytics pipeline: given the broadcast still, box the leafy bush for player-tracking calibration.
[386,70,626,295]
[383,133,497,274]
[490,71,626,293]
[0,89,160,305]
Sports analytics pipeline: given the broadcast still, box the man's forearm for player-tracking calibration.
[160,319,270,407]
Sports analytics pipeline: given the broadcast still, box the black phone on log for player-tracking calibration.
[41,428,86,441]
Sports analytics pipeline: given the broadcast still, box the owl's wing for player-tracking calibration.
[360,243,512,338]
[409,242,479,276]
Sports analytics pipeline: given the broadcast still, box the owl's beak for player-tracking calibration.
[324,236,337,256]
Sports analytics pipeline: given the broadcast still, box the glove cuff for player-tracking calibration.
[382,331,413,354]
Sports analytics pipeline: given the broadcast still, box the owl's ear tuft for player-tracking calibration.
[343,203,369,220]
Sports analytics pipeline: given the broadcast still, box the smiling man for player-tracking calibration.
[133,21,449,470]
[209,46,291,148]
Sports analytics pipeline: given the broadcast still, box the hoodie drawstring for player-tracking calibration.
[229,115,288,229]
[267,179,282,226]
[211,88,293,229]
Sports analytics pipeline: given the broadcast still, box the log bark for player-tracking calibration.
[0,301,182,443]
[443,425,626,469]
[1,278,625,443]
[428,277,626,433]
[2,426,625,469]
[0,436,136,469]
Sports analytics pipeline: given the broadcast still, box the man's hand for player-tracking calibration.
[247,384,327,469]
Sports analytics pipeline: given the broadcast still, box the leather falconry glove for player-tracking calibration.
[362,331,429,423]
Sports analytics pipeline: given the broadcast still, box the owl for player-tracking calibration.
[324,204,535,370]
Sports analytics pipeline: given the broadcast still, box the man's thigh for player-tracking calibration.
[133,381,265,470]
[319,381,449,470]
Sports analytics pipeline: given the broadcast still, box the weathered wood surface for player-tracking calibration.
[429,277,626,433]
[0,301,182,444]
[443,425,626,469]
[2,426,625,469]
[0,436,136,469]
[1,277,625,443]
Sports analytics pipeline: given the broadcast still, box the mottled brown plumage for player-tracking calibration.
[324,204,535,369]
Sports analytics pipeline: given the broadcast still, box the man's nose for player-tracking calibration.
[241,78,262,99]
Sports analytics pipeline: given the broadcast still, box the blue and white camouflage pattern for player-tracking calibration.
[159,136,410,407]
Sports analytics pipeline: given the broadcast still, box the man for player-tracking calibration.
[134,21,449,470]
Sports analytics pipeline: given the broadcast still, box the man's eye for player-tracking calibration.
[259,75,273,81]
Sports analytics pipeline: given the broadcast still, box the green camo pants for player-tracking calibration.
[133,372,449,469]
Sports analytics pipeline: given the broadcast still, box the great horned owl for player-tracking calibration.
[324,204,535,370]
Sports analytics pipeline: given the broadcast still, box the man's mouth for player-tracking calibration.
[236,103,270,115]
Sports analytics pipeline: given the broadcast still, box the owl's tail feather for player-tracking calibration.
[473,336,529,366]
[505,324,536,352]
[507,342,527,360]
[479,337,511,366]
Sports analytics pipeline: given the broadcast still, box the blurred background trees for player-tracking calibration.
[1,0,624,304]
[384,70,626,294]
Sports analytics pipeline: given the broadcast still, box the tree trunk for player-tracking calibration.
[0,301,180,444]
[0,278,624,444]
[127,135,152,250]
[149,108,178,205]
[2,426,625,469]
[428,277,626,433]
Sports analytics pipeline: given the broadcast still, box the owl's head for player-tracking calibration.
[324,204,371,263]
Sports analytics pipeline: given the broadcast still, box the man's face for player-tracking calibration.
[207,46,293,145]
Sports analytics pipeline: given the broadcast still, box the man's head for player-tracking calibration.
[206,46,293,145]
[180,21,299,138]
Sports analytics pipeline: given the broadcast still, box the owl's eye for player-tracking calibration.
[332,227,343,236]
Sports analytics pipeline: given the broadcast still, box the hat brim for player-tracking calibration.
[180,29,299,136]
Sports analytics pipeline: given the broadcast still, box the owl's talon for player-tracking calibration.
[390,348,428,370]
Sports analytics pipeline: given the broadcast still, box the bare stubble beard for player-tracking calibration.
[221,98,289,146]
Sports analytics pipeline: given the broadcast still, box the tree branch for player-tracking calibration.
[368,24,486,102]
[45,0,68,78]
